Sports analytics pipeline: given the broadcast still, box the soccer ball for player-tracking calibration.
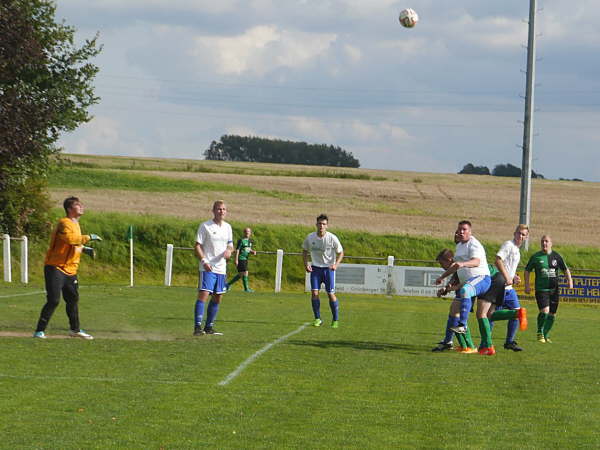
[399,8,419,28]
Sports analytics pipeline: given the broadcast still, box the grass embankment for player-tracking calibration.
[17,210,451,288]
[11,210,600,290]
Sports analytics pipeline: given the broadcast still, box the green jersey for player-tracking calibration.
[236,238,254,261]
[488,263,498,277]
[525,250,568,292]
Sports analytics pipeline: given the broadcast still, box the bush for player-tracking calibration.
[0,176,52,237]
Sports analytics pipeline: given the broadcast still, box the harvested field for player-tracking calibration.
[54,155,600,247]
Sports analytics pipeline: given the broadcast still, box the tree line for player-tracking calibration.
[204,135,360,168]
[458,163,545,179]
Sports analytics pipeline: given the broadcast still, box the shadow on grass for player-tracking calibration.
[158,317,300,326]
[287,339,425,353]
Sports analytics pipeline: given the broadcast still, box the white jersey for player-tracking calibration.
[496,239,521,290]
[196,219,233,275]
[455,236,490,283]
[302,231,343,268]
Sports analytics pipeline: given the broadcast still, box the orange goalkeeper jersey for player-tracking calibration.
[44,218,91,275]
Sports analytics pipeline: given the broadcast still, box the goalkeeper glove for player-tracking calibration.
[89,234,102,241]
[82,246,96,259]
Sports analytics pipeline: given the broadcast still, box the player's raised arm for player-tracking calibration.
[435,261,460,284]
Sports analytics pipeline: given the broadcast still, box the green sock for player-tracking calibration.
[456,332,467,348]
[542,314,555,338]
[464,326,475,349]
[478,318,492,348]
[242,275,249,290]
[228,274,241,286]
[537,312,548,334]
[490,309,517,321]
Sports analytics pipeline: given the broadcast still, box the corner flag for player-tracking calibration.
[126,225,134,241]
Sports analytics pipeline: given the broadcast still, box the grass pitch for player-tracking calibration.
[1,285,599,449]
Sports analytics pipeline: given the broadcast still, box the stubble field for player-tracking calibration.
[55,154,600,248]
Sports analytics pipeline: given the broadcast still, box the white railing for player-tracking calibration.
[164,245,290,292]
[1,234,28,284]
[162,245,401,294]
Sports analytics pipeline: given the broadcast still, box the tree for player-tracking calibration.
[492,163,522,177]
[458,163,490,175]
[0,0,101,235]
[492,163,544,179]
[204,135,360,168]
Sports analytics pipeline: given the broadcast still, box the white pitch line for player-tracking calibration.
[0,291,45,299]
[0,373,194,385]
[218,322,309,386]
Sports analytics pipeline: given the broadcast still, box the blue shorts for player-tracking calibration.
[198,271,226,294]
[502,289,521,309]
[457,275,491,299]
[310,266,336,293]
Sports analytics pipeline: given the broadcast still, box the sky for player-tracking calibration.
[55,0,600,181]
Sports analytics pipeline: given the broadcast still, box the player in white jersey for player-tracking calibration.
[193,200,234,336]
[435,220,491,352]
[477,225,529,353]
[302,214,344,328]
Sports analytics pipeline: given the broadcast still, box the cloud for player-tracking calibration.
[51,1,600,181]
[60,115,147,157]
[190,25,337,76]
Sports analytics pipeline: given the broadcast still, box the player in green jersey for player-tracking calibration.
[524,235,573,343]
[226,227,257,292]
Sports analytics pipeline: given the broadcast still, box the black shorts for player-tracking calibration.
[479,272,505,305]
[536,290,560,314]
[236,259,249,272]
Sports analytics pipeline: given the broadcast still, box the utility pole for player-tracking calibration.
[519,0,537,250]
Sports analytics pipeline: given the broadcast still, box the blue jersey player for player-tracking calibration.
[302,214,344,328]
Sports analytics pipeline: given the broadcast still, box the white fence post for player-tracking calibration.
[129,237,134,287]
[386,255,395,296]
[20,236,28,284]
[164,244,174,286]
[3,234,11,282]
[274,249,284,293]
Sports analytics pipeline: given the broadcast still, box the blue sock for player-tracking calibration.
[458,297,472,326]
[311,298,321,319]
[329,300,339,321]
[444,315,457,344]
[205,300,220,328]
[506,318,519,343]
[194,300,205,326]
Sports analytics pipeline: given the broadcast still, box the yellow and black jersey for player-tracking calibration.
[44,218,90,275]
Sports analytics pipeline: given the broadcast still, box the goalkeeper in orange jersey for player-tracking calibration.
[33,197,102,339]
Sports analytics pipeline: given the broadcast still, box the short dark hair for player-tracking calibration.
[458,220,472,228]
[63,197,80,215]
[316,214,328,223]
[436,248,454,262]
